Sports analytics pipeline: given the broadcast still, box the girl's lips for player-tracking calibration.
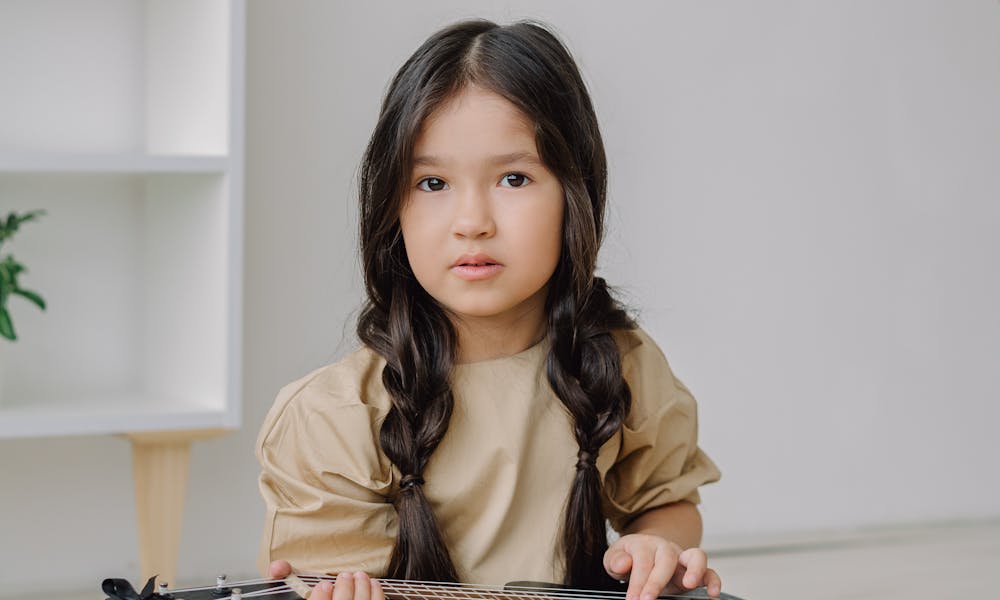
[451,263,504,281]
[451,252,503,280]
[452,252,500,267]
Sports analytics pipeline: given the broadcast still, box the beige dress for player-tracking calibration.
[256,327,721,585]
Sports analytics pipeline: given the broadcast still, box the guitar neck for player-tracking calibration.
[103,574,742,600]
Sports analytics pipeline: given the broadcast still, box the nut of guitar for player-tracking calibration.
[285,574,312,600]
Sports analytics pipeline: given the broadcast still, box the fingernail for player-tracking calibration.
[641,594,654,600]
[320,581,333,592]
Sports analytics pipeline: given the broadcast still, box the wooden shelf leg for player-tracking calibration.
[126,429,227,586]
[129,435,192,586]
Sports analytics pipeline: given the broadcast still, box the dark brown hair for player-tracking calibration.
[356,18,635,588]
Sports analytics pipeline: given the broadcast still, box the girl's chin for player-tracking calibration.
[443,301,547,325]
[428,283,550,323]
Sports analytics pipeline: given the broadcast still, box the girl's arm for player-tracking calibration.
[604,501,722,599]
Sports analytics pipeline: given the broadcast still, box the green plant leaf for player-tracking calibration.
[13,288,45,311]
[0,257,21,288]
[0,306,16,341]
[0,209,45,242]
[3,255,24,271]
[3,211,18,236]
[13,210,45,230]
[0,210,46,340]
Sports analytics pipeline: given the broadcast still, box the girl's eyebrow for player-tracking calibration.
[412,151,543,168]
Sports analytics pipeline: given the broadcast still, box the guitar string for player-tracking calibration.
[295,576,696,600]
[170,576,625,598]
[312,579,627,599]
[167,576,714,600]
[194,587,715,600]
[168,575,707,599]
[372,583,712,600]
[298,575,634,597]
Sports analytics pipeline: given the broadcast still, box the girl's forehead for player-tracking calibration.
[413,86,537,160]
[420,86,533,137]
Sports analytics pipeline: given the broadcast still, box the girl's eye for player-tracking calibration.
[417,177,448,192]
[500,173,531,188]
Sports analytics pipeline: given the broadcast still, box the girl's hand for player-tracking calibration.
[267,561,385,600]
[603,534,722,599]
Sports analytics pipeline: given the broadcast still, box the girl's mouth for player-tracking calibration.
[451,262,504,281]
[451,252,503,280]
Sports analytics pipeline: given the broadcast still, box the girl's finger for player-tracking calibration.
[371,578,385,600]
[268,560,293,579]
[704,568,723,598]
[312,579,334,600]
[678,548,708,589]
[353,572,371,600]
[603,546,633,579]
[332,572,354,600]
[625,550,655,600]
[638,543,674,600]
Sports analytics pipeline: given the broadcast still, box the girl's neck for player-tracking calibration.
[451,300,547,364]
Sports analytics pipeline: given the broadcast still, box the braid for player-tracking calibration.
[359,279,460,582]
[546,274,635,589]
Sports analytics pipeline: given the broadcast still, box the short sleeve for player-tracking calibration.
[603,330,722,532]
[255,360,397,576]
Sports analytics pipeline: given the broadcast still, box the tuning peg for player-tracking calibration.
[212,574,232,598]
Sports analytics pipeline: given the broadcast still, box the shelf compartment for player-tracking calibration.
[0,0,231,156]
[0,172,238,438]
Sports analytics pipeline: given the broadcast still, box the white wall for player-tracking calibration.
[2,1,998,596]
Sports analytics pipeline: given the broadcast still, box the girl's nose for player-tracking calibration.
[451,188,496,239]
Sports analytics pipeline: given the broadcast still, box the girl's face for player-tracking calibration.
[400,85,564,328]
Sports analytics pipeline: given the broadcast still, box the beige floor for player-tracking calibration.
[708,519,1000,599]
[31,519,1000,600]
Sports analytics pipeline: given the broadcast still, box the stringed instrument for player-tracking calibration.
[101,573,744,600]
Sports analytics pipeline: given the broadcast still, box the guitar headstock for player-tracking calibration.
[102,575,306,600]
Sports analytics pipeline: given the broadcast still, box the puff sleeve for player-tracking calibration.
[602,330,722,532]
[256,361,397,576]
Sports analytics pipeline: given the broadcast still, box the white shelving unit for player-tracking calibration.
[0,0,244,439]
[0,0,245,584]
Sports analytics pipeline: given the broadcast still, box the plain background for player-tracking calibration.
[1,1,998,596]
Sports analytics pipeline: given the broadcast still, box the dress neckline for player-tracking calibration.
[452,335,549,369]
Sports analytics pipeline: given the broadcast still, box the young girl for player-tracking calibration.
[257,18,725,600]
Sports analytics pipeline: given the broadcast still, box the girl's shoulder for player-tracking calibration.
[256,345,396,496]
[614,326,670,371]
[257,345,393,445]
[612,326,696,425]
